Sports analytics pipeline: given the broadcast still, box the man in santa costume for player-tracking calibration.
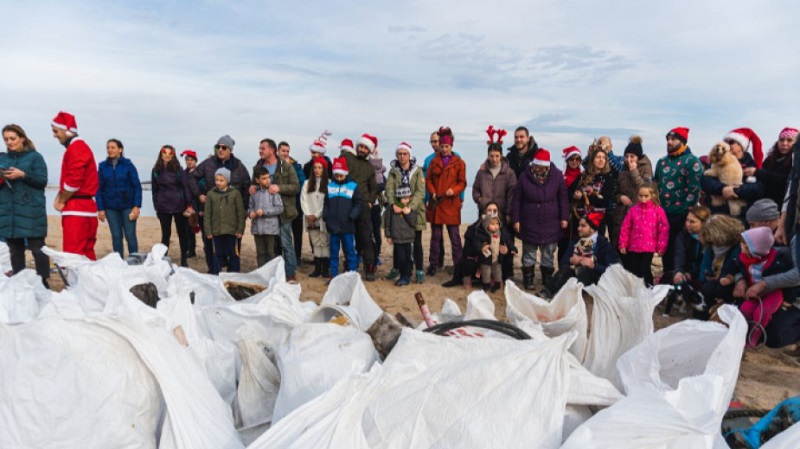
[51,111,99,260]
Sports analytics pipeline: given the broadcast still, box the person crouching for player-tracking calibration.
[205,168,245,273]
[324,157,362,279]
[384,186,417,286]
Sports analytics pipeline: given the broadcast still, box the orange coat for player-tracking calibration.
[426,154,466,225]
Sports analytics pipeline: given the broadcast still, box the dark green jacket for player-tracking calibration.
[253,158,300,223]
[0,149,48,238]
[204,187,245,236]
[342,152,378,204]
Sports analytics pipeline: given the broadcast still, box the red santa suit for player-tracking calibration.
[59,136,99,260]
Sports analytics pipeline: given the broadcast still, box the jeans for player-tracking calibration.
[105,208,138,257]
[6,237,50,286]
[330,233,357,277]
[429,224,462,269]
[213,234,239,272]
[280,221,297,276]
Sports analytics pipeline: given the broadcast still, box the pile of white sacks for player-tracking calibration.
[1,244,798,448]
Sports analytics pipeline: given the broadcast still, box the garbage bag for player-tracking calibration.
[321,272,383,330]
[0,269,51,324]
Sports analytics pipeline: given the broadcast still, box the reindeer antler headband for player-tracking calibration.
[485,125,507,145]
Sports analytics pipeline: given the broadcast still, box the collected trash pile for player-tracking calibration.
[1,245,798,449]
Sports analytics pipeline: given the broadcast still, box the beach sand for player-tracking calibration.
[37,215,800,411]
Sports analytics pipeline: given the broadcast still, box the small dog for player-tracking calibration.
[704,142,747,216]
[571,238,594,270]
[662,282,705,316]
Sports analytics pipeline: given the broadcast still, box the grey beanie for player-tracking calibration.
[745,198,780,222]
[217,134,235,150]
[215,167,231,183]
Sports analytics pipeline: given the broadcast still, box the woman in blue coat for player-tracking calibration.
[97,139,142,258]
[0,124,50,287]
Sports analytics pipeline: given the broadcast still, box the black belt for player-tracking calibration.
[71,195,94,200]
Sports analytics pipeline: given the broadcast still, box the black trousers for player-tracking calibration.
[696,280,735,320]
[413,230,423,272]
[662,213,687,274]
[371,203,383,262]
[622,252,654,286]
[157,212,189,266]
[393,242,413,279]
[547,266,601,294]
[292,212,304,262]
[354,206,376,268]
[6,237,50,286]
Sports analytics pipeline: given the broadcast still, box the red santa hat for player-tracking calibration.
[666,127,689,144]
[309,130,332,154]
[725,128,763,168]
[395,141,412,156]
[584,212,604,230]
[779,127,799,141]
[358,133,378,153]
[533,149,551,167]
[312,156,329,170]
[332,157,349,176]
[562,146,581,161]
[180,149,198,160]
[339,138,355,155]
[52,111,78,133]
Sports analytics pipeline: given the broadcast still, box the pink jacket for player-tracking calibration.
[619,201,669,254]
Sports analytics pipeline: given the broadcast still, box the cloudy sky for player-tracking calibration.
[2,0,798,216]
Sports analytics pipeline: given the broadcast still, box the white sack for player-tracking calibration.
[506,278,588,360]
[234,339,280,436]
[582,264,670,388]
[0,241,11,273]
[321,272,383,330]
[561,305,747,449]
[272,323,379,423]
[0,269,51,324]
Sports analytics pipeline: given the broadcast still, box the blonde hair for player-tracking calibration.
[688,205,711,223]
[698,214,744,247]
[637,183,660,206]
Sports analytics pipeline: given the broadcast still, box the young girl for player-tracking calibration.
[618,184,669,285]
[301,157,330,278]
[724,227,794,348]
[696,214,744,320]
[477,215,517,292]
[205,168,244,273]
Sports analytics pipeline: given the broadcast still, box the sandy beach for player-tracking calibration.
[35,215,800,411]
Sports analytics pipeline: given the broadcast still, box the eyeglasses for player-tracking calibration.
[215,145,230,151]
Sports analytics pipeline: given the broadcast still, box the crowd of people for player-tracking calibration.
[2,111,800,351]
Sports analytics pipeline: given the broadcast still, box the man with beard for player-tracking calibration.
[506,126,540,178]
[341,134,379,281]
[653,127,703,274]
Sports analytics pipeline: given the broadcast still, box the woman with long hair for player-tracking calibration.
[0,124,50,287]
[152,145,192,266]
[97,138,142,258]
[301,157,330,278]
[573,146,616,234]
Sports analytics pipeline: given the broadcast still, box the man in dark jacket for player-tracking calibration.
[188,135,251,273]
[251,138,301,280]
[279,141,307,267]
[506,126,540,178]
[341,134,379,280]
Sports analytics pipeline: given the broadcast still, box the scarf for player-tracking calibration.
[533,167,550,183]
[739,250,774,284]
[668,144,689,157]
[441,154,453,167]
[564,166,581,188]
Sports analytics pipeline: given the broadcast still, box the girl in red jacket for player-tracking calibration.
[619,183,669,285]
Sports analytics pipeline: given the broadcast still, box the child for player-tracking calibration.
[725,227,794,348]
[323,157,362,278]
[301,156,330,278]
[477,215,516,292]
[249,166,284,267]
[540,212,619,299]
[696,214,744,319]
[384,186,417,286]
[204,167,245,273]
[618,184,669,285]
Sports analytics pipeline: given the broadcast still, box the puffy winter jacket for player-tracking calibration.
[384,209,417,244]
[205,187,245,236]
[0,149,48,238]
[324,177,363,234]
[97,156,142,211]
[190,154,251,210]
[472,159,517,217]
[385,159,426,231]
[252,158,300,223]
[618,201,669,254]
[510,166,569,245]
[152,168,191,215]
[249,188,283,235]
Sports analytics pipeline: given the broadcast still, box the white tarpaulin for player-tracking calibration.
[0,269,51,324]
[0,241,11,273]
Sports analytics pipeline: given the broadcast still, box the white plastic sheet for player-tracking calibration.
[506,278,588,360]
[561,305,747,449]
[0,269,51,324]
[321,272,383,330]
[0,241,10,273]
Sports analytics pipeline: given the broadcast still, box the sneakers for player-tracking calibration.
[416,270,424,284]
[539,287,553,300]
[385,268,399,281]
[395,277,410,286]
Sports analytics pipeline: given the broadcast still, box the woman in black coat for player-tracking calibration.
[152,145,193,266]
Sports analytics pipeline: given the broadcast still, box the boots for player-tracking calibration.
[541,267,554,287]
[309,258,322,278]
[522,266,535,290]
[320,258,330,278]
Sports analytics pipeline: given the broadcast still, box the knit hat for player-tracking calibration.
[332,157,349,175]
[624,135,644,158]
[779,127,799,141]
[339,139,355,155]
[584,212,604,230]
[396,141,412,157]
[309,130,332,154]
[562,146,581,161]
[215,167,231,183]
[745,198,780,223]
[666,127,689,144]
[312,156,329,171]
[358,134,378,152]
[724,128,763,168]
[217,135,235,150]
[533,149,551,167]
[395,186,412,198]
[180,150,198,160]
[741,227,774,258]
[52,111,78,133]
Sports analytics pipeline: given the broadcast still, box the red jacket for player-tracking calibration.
[60,137,98,216]
[426,154,466,225]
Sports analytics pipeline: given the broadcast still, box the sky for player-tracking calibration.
[2,0,799,218]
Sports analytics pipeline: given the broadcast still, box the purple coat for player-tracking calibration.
[510,165,569,244]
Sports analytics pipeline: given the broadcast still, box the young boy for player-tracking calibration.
[384,186,417,286]
[249,166,284,267]
[323,157,362,278]
[477,215,516,292]
[540,212,620,299]
[204,167,245,273]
